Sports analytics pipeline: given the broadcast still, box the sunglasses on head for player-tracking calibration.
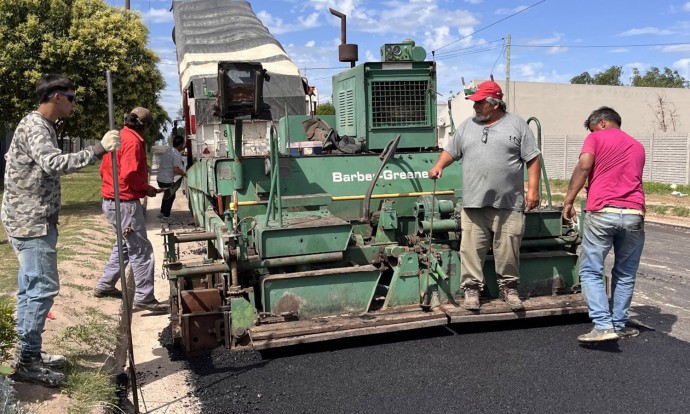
[51,91,75,103]
[481,127,489,143]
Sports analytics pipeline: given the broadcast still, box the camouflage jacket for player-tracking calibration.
[1,111,99,238]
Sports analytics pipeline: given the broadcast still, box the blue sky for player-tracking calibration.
[113,0,690,121]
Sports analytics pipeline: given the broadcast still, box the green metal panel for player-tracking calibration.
[213,153,462,222]
[386,252,422,307]
[524,210,564,238]
[253,211,352,258]
[332,62,437,150]
[261,265,380,317]
[480,251,579,298]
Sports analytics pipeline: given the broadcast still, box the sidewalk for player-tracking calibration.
[120,146,199,413]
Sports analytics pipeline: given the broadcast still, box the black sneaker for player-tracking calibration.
[12,354,65,387]
[94,287,122,298]
[133,299,168,313]
[41,351,66,369]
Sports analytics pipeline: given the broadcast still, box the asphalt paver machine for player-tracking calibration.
[166,0,586,354]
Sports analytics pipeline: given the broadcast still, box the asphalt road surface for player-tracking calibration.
[170,222,690,414]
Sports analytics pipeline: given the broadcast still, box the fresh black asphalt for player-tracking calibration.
[167,313,690,414]
[152,222,690,414]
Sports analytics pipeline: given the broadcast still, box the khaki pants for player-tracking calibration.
[460,207,525,289]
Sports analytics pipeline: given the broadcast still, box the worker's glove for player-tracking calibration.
[101,130,121,152]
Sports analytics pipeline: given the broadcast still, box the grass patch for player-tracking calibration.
[55,307,120,414]
[644,182,689,195]
[0,225,18,303]
[54,307,117,356]
[63,369,118,414]
[646,205,670,215]
[671,206,690,217]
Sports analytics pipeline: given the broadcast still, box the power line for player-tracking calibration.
[432,0,546,53]
[512,41,690,49]
[432,38,505,59]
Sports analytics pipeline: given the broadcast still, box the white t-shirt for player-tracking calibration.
[158,146,185,184]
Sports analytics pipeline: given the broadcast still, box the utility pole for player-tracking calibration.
[505,34,511,110]
[125,1,130,10]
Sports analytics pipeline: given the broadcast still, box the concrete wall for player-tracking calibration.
[441,81,690,184]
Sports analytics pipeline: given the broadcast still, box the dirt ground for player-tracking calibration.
[12,148,199,413]
[10,159,690,412]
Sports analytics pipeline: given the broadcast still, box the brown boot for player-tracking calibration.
[499,286,524,311]
[463,287,481,310]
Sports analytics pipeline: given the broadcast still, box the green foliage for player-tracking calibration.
[0,302,18,364]
[570,72,594,85]
[570,66,623,86]
[64,368,117,414]
[571,66,689,89]
[671,206,690,217]
[643,182,689,195]
[632,67,689,88]
[0,0,170,146]
[316,102,336,115]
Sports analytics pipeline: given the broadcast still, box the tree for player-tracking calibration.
[648,92,681,132]
[570,72,594,85]
[316,102,336,115]
[570,66,623,86]
[631,67,689,88]
[0,0,169,146]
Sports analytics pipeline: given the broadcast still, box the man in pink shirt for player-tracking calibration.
[563,106,645,343]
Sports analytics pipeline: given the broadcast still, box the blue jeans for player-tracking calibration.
[579,211,645,330]
[9,224,59,357]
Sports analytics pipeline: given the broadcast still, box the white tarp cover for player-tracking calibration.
[172,0,306,119]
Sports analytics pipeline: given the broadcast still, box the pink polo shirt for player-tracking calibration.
[581,128,646,212]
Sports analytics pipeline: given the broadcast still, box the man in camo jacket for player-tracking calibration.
[1,74,120,387]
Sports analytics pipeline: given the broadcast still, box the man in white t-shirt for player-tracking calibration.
[157,135,186,220]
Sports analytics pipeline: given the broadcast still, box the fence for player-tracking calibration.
[542,133,690,185]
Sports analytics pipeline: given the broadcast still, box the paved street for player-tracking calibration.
[166,222,690,414]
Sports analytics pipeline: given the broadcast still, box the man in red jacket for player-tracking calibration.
[94,107,167,313]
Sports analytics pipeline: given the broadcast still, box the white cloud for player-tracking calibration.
[683,2,690,12]
[672,58,690,79]
[618,27,674,36]
[495,6,528,16]
[525,33,563,47]
[545,46,568,55]
[465,0,483,4]
[662,44,690,53]
[142,8,173,24]
[609,48,630,54]
[305,40,316,47]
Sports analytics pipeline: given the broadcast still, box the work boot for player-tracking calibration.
[12,354,65,387]
[41,351,66,369]
[94,287,122,298]
[463,287,481,310]
[615,326,640,338]
[499,286,524,311]
[577,327,619,343]
[133,299,169,314]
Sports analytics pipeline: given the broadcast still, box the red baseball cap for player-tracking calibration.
[466,81,503,101]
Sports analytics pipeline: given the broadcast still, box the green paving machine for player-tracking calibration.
[166,0,586,354]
